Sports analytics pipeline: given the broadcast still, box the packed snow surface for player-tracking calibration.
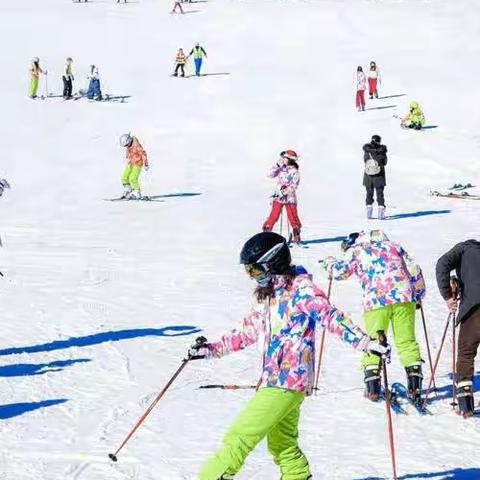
[1,0,479,478]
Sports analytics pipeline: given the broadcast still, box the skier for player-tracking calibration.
[86,65,103,101]
[62,57,74,100]
[436,240,480,418]
[367,61,381,99]
[188,43,207,76]
[119,133,149,200]
[319,230,426,404]
[401,101,425,130]
[28,57,46,99]
[355,66,367,111]
[188,231,390,480]
[173,48,187,77]
[0,179,10,197]
[171,0,184,13]
[262,150,302,244]
[363,135,388,220]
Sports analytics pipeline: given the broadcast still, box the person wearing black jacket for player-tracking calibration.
[363,135,387,219]
[436,239,480,417]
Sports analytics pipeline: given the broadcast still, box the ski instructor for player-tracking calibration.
[188,231,390,480]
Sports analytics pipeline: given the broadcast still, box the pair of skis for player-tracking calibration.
[385,383,431,416]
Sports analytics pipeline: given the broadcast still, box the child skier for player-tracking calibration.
[119,133,149,200]
[86,65,103,101]
[62,57,74,100]
[355,66,367,111]
[28,57,46,99]
[173,48,187,77]
[171,0,184,13]
[367,61,381,99]
[187,43,207,76]
[188,231,389,480]
[262,150,302,244]
[401,101,425,130]
[319,230,426,404]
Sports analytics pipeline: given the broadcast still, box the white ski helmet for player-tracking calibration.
[119,133,133,147]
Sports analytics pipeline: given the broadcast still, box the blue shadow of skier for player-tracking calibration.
[0,326,201,356]
[301,236,346,246]
[425,371,480,405]
[356,467,480,479]
[148,192,202,199]
[0,399,67,419]
[0,359,91,377]
[385,209,451,220]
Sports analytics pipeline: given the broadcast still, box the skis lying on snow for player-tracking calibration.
[430,190,480,200]
[104,196,163,202]
[449,183,475,191]
[391,383,432,415]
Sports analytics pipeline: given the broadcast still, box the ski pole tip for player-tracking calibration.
[108,453,118,462]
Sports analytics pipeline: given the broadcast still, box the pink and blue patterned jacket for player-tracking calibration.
[268,164,300,205]
[208,270,368,395]
[322,230,426,312]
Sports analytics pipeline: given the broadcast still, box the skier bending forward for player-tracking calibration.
[119,133,149,199]
[189,231,389,480]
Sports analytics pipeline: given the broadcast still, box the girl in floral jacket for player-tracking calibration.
[189,232,389,480]
[319,230,426,403]
[262,150,302,244]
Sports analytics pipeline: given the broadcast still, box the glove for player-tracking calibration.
[318,256,335,271]
[365,338,391,363]
[187,336,211,359]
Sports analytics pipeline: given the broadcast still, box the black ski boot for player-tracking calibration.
[292,227,301,244]
[364,365,381,401]
[457,380,475,418]
[406,363,423,404]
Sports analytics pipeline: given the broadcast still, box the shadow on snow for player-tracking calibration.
[357,467,480,479]
[0,325,201,356]
[0,359,91,377]
[148,192,202,199]
[0,399,68,420]
[377,94,407,99]
[301,235,346,246]
[385,209,451,220]
[424,371,480,405]
[365,105,397,111]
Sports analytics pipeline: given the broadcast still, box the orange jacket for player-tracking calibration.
[126,137,148,167]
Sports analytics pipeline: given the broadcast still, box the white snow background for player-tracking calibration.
[0,0,479,479]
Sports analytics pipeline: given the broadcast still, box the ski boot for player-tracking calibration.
[456,380,475,418]
[378,206,385,220]
[405,362,423,404]
[369,93,374,100]
[292,227,301,244]
[366,205,373,219]
[121,184,132,199]
[128,189,142,200]
[364,365,381,401]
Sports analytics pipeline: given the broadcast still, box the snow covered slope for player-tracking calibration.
[0,0,479,478]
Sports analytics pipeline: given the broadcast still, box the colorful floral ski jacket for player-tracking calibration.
[208,269,368,395]
[322,230,426,312]
[268,164,300,205]
[126,137,148,167]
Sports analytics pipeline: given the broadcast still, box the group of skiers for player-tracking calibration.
[28,57,103,101]
[172,43,208,77]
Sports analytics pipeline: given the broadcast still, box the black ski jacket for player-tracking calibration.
[362,142,388,188]
[436,240,480,325]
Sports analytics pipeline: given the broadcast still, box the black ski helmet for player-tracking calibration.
[240,232,291,274]
[341,232,360,252]
[371,134,381,144]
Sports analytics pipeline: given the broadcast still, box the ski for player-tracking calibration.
[104,196,162,202]
[430,190,480,200]
[391,383,432,415]
[448,183,475,191]
[383,389,409,415]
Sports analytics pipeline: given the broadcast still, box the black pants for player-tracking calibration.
[174,64,185,76]
[365,186,385,206]
[457,307,480,382]
[62,76,73,98]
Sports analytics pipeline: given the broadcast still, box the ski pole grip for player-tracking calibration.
[377,330,387,347]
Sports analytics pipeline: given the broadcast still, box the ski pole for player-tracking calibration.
[377,330,398,480]
[280,208,284,236]
[108,355,198,462]
[451,312,457,409]
[313,276,333,395]
[423,313,451,407]
[419,306,437,395]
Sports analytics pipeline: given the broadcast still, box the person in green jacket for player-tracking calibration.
[187,43,207,76]
[62,57,74,100]
[28,57,47,98]
[401,101,425,130]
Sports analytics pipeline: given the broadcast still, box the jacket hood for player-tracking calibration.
[354,230,390,246]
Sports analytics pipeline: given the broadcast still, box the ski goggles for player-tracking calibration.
[244,263,271,286]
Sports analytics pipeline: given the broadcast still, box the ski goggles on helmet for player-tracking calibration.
[244,263,272,287]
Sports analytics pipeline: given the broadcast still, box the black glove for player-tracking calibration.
[187,336,210,359]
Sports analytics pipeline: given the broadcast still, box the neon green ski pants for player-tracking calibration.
[361,302,421,368]
[199,387,311,480]
[29,77,39,97]
[121,164,142,190]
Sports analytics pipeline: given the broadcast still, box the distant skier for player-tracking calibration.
[119,133,149,200]
[187,43,207,76]
[173,48,187,77]
[319,230,426,404]
[62,57,74,100]
[28,57,47,99]
[171,0,184,13]
[401,101,425,130]
[355,65,367,111]
[368,61,381,99]
[363,134,387,220]
[117,0,127,3]
[86,65,103,101]
[188,231,389,480]
[436,240,480,418]
[262,150,302,244]
[0,179,10,197]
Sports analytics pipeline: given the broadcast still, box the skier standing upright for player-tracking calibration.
[62,57,74,100]
[363,135,388,220]
[188,43,207,76]
[189,231,390,480]
[319,230,425,403]
[262,150,302,244]
[355,66,367,111]
[173,48,187,77]
[436,240,480,417]
[368,61,381,99]
[171,0,184,13]
[119,133,149,200]
[86,65,103,101]
[28,57,46,99]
